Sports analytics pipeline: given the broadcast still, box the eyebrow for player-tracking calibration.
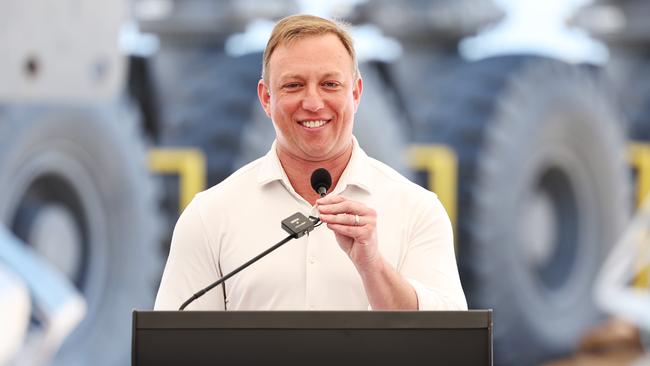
[278,71,345,81]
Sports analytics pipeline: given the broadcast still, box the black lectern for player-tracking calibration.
[132,310,492,366]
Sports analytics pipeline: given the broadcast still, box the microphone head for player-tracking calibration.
[311,168,332,195]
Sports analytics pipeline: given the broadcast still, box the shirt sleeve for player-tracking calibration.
[400,193,468,310]
[154,196,225,311]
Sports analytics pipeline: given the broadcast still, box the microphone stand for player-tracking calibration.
[179,168,331,310]
[179,234,295,310]
[179,214,320,310]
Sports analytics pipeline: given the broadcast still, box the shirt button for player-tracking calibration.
[309,257,316,264]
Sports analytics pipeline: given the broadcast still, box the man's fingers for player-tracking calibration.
[317,201,352,214]
[318,200,374,217]
[319,213,375,227]
[316,195,345,205]
[326,223,370,238]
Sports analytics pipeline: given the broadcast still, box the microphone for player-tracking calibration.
[178,171,329,311]
[311,168,332,197]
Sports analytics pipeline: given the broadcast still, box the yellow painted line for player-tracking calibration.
[628,142,650,208]
[628,142,650,288]
[636,267,649,288]
[148,148,206,212]
[631,210,650,288]
[408,145,458,233]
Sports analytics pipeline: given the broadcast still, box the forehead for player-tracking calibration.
[268,34,355,81]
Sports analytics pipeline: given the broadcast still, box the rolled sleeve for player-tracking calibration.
[407,277,468,310]
[399,193,468,311]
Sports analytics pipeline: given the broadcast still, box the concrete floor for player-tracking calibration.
[544,318,647,366]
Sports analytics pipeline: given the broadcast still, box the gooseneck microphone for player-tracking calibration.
[311,168,332,197]
[178,168,331,310]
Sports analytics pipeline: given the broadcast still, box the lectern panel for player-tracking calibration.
[133,311,492,366]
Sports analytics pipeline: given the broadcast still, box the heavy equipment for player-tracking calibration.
[0,1,161,364]
[1,0,648,365]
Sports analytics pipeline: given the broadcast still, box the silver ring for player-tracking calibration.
[354,214,360,226]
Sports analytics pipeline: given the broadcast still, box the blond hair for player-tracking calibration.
[262,14,359,83]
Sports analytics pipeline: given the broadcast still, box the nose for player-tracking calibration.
[301,86,325,112]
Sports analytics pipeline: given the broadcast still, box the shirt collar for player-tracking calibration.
[336,136,373,193]
[256,140,289,186]
[256,136,373,193]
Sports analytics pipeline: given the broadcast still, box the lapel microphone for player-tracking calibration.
[311,168,332,197]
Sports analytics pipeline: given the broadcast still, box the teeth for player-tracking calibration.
[301,120,327,128]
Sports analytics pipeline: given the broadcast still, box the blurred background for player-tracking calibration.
[0,0,649,365]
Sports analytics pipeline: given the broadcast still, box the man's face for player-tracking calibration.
[258,33,362,162]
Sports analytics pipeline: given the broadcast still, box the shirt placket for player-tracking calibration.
[304,229,318,310]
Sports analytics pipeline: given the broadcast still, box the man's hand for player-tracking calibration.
[316,195,380,273]
[316,194,418,310]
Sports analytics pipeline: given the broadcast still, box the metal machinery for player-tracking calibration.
[367,1,650,363]
[0,1,161,365]
[573,0,650,200]
[1,0,649,365]
[138,0,644,364]
[356,1,639,364]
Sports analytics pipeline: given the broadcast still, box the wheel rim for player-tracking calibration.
[11,174,88,286]
[508,139,603,350]
[2,147,109,330]
[521,166,579,292]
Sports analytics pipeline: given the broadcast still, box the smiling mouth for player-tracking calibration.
[299,119,330,129]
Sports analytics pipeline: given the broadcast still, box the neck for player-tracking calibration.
[277,142,353,206]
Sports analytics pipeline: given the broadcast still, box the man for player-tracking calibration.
[154,14,467,311]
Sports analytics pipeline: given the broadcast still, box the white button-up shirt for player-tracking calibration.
[154,138,467,311]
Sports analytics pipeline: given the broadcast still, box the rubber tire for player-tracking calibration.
[625,62,650,141]
[0,103,162,366]
[152,44,261,186]
[354,62,412,176]
[417,55,630,365]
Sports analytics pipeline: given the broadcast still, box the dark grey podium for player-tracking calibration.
[132,310,492,366]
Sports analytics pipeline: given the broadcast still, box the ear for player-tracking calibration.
[257,79,272,118]
[352,76,363,113]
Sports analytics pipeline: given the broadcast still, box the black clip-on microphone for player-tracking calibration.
[179,168,333,310]
[311,168,332,198]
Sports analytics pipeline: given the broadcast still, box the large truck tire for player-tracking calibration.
[353,62,412,176]
[152,44,261,186]
[0,103,162,366]
[417,55,631,365]
[626,63,650,141]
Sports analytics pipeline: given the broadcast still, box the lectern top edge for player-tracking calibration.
[133,310,492,330]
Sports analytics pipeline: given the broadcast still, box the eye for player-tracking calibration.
[282,82,302,90]
[322,81,341,89]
